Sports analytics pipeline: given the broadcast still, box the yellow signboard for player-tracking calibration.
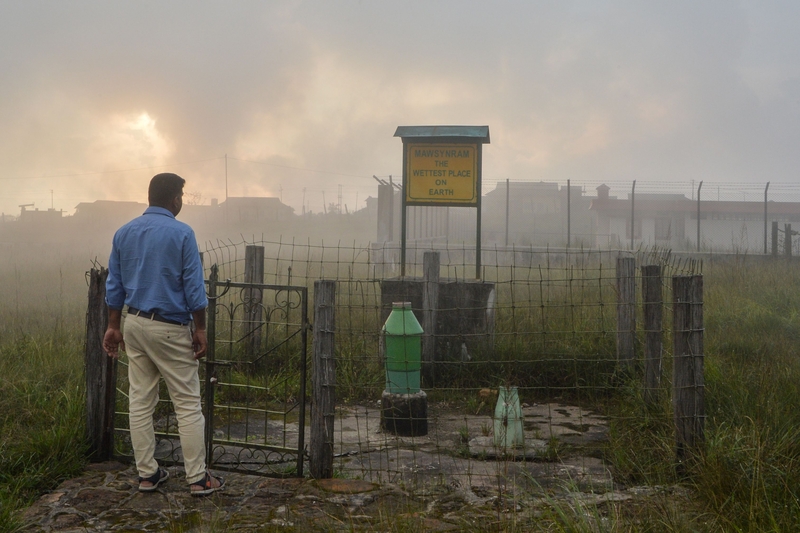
[406,143,478,205]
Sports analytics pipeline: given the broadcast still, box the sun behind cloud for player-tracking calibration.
[83,111,176,202]
[99,112,174,166]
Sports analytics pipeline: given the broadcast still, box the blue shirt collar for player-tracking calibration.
[143,206,176,218]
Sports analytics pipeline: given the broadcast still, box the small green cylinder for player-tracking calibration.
[383,302,423,394]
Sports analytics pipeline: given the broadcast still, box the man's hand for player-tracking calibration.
[103,327,125,358]
[192,328,208,360]
[103,308,125,358]
[191,308,208,360]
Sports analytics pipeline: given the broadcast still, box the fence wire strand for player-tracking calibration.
[195,238,702,490]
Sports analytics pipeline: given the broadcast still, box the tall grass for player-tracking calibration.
[0,329,88,531]
[0,247,90,532]
[695,258,800,531]
[605,257,800,531]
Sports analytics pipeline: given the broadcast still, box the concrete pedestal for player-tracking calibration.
[380,390,428,436]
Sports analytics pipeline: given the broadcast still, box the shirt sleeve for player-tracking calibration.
[105,233,126,310]
[182,230,209,313]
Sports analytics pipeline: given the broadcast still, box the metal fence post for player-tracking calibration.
[505,178,510,247]
[377,182,394,243]
[629,181,636,250]
[204,265,218,465]
[764,182,770,255]
[567,178,571,249]
[85,267,116,461]
[311,280,336,479]
[696,181,703,252]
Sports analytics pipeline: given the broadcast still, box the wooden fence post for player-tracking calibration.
[311,280,336,479]
[85,267,117,461]
[672,275,705,469]
[785,224,793,258]
[422,251,440,387]
[772,221,779,257]
[642,265,663,406]
[616,256,636,371]
[245,245,265,358]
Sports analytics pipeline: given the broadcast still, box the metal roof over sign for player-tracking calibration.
[394,125,490,207]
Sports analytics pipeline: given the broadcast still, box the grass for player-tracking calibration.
[0,328,88,532]
[692,258,800,531]
[0,248,92,532]
[4,248,800,531]
[603,257,800,531]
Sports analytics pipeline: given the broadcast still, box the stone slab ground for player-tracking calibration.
[20,402,689,531]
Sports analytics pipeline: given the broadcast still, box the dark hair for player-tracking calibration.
[148,173,185,207]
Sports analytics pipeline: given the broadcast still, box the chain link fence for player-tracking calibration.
[198,238,702,491]
[378,180,800,255]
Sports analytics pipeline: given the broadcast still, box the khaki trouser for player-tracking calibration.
[123,314,206,484]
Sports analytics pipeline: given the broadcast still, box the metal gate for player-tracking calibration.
[112,265,309,477]
[204,265,309,476]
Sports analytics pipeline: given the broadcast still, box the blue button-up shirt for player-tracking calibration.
[106,206,208,324]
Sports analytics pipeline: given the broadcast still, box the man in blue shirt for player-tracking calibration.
[103,173,224,495]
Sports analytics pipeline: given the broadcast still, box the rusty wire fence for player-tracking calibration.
[200,238,701,489]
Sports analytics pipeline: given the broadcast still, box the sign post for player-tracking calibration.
[394,126,490,279]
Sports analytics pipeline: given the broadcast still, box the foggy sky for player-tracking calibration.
[1,1,799,216]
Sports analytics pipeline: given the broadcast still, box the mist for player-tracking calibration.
[1,1,799,221]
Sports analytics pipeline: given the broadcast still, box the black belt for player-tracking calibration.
[127,307,186,326]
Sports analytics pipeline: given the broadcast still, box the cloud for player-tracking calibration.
[1,1,799,215]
